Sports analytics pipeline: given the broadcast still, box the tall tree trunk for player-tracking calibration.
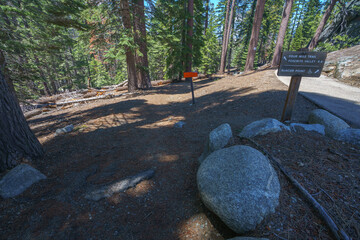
[185,0,194,80]
[0,69,44,171]
[133,0,151,89]
[237,0,256,68]
[219,0,231,74]
[120,0,138,92]
[227,14,236,73]
[308,0,337,50]
[271,0,294,67]
[204,0,210,34]
[179,0,188,81]
[244,0,266,72]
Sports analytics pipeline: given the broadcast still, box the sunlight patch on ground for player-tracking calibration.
[177,213,222,240]
[125,180,155,198]
[156,154,180,163]
[139,115,185,129]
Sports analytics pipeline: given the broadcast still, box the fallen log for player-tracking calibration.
[56,93,117,106]
[239,136,350,240]
[85,169,155,201]
[24,109,43,120]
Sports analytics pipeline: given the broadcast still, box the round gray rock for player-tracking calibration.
[308,109,349,138]
[197,145,280,234]
[238,118,290,138]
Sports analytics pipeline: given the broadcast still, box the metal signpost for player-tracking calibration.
[278,51,327,122]
[184,72,198,105]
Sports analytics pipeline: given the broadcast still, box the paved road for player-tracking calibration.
[275,71,360,128]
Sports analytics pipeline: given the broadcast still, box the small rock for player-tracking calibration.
[0,164,46,198]
[290,123,325,135]
[55,124,74,136]
[174,121,186,128]
[239,118,290,138]
[308,109,349,138]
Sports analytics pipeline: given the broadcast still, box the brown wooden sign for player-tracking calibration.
[278,51,327,77]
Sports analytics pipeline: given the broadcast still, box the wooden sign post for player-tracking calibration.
[278,50,327,122]
[184,72,198,105]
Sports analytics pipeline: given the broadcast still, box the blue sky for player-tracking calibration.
[210,0,220,7]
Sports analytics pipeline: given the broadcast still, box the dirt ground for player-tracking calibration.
[1,70,359,239]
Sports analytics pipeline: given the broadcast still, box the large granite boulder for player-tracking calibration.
[197,145,280,234]
[334,128,360,147]
[308,109,350,138]
[0,164,46,198]
[238,118,290,138]
[198,123,233,164]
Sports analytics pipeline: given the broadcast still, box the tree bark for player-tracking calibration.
[133,0,151,89]
[185,0,194,81]
[227,8,236,73]
[120,0,138,92]
[271,0,294,67]
[244,0,267,72]
[308,0,337,50]
[219,0,231,74]
[0,69,44,171]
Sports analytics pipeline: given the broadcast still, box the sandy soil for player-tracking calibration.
[1,70,359,239]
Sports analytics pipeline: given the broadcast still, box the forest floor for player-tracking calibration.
[1,70,360,239]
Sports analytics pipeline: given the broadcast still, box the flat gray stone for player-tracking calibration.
[85,169,155,201]
[198,123,233,164]
[334,128,360,147]
[290,123,325,135]
[239,118,290,138]
[197,145,280,234]
[0,164,46,198]
[308,109,350,138]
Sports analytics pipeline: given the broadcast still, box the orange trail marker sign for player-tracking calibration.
[184,72,198,78]
[184,72,197,105]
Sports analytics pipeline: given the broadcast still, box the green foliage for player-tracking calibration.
[317,34,360,51]
[1,0,357,101]
[198,4,221,74]
[148,0,205,80]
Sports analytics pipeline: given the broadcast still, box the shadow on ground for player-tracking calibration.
[2,73,323,239]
